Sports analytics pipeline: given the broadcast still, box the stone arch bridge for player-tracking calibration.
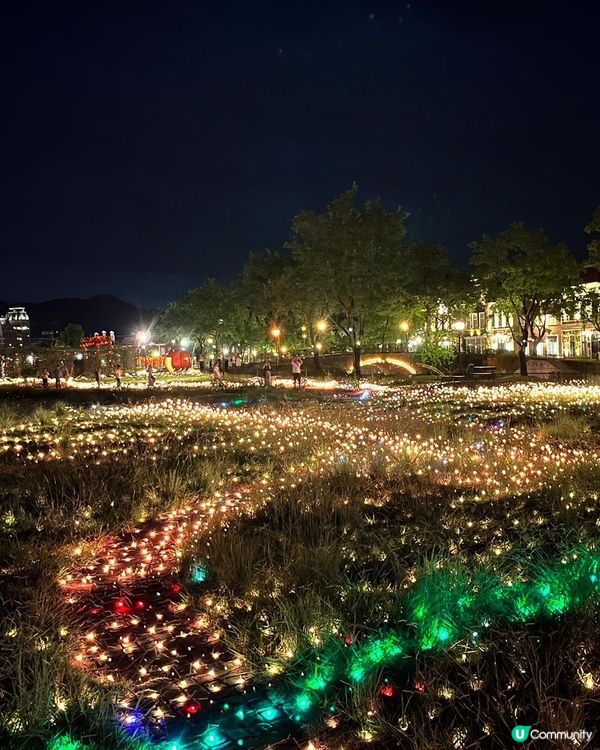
[319,351,431,376]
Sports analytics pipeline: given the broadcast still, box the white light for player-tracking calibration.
[181,338,190,348]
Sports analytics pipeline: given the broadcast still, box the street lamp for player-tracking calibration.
[453,320,466,373]
[399,321,409,351]
[270,326,281,365]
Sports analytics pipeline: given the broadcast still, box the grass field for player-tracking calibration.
[1,381,600,749]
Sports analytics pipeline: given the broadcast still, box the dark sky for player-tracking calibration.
[2,1,599,308]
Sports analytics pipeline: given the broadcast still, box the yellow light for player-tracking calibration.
[316,320,327,333]
[271,327,281,338]
[400,320,409,332]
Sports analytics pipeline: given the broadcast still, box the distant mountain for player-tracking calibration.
[0,295,159,338]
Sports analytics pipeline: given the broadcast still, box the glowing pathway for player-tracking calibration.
[60,489,263,745]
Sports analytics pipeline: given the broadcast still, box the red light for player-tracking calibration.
[114,597,131,614]
[380,684,394,697]
[134,600,146,610]
[182,699,202,715]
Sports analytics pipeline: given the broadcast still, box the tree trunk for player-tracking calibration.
[518,344,528,376]
[353,344,361,379]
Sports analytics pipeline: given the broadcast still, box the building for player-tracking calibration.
[0,307,31,349]
[464,268,600,359]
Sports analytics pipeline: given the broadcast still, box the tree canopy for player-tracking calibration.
[157,188,585,377]
[470,222,579,375]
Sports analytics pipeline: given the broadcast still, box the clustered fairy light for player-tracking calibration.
[3,380,600,749]
[49,541,600,750]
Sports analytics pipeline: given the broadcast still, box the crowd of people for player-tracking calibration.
[30,354,308,390]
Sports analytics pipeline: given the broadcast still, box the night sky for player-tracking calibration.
[2,1,599,308]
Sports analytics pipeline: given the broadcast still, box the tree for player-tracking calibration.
[268,261,332,371]
[238,249,296,361]
[470,223,579,376]
[585,206,600,267]
[574,285,600,342]
[402,243,475,340]
[159,279,240,356]
[59,323,84,348]
[288,185,409,378]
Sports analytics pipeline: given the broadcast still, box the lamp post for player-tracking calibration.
[271,326,281,365]
[399,321,409,352]
[453,320,466,373]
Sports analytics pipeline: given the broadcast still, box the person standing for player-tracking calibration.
[212,358,223,386]
[95,369,101,389]
[54,366,62,389]
[291,354,304,388]
[114,365,124,389]
[41,369,50,389]
[262,360,272,386]
[60,361,70,387]
[199,356,205,373]
[147,365,156,388]
[235,353,242,368]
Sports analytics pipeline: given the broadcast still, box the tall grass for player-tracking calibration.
[537,411,592,442]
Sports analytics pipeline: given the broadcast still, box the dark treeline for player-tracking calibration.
[159,187,600,377]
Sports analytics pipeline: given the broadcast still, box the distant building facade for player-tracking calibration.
[0,306,31,349]
[464,269,600,359]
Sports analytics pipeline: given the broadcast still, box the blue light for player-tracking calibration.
[119,709,144,735]
[202,727,224,748]
[260,706,279,721]
[191,561,209,583]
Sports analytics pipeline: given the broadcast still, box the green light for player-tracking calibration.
[436,626,451,642]
[413,603,427,620]
[48,736,86,750]
[349,663,366,682]
[306,675,326,690]
[260,707,279,721]
[235,708,245,720]
[546,593,569,614]
[295,692,313,712]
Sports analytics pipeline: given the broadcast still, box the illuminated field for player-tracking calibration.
[1,381,600,749]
